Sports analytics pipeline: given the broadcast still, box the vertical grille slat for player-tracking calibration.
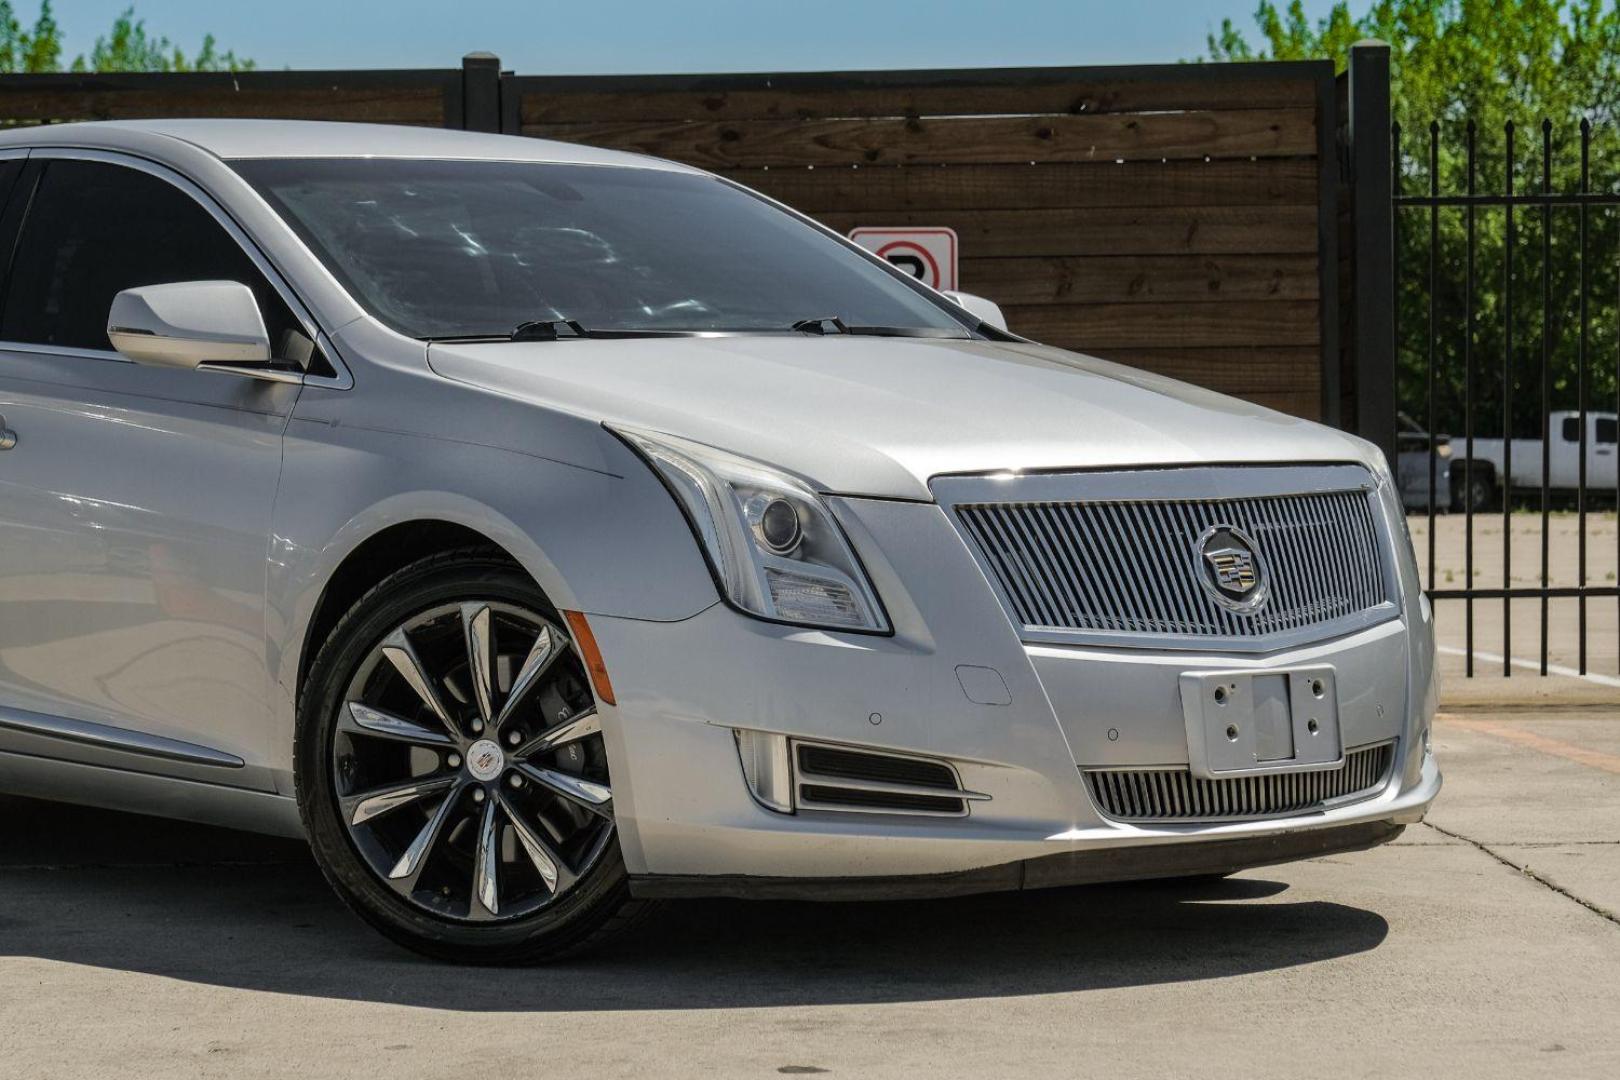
[955,485,1391,643]
[1082,743,1396,822]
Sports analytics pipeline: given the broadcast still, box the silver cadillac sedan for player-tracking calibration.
[0,119,1440,962]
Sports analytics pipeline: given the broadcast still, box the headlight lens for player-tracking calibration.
[613,427,890,633]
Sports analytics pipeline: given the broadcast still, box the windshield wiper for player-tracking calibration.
[790,316,849,335]
[511,318,590,341]
[789,317,969,339]
[426,320,702,343]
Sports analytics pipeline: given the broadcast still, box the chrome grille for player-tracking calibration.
[952,485,1390,644]
[1082,742,1395,822]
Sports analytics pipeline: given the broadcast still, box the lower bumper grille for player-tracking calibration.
[1082,741,1395,822]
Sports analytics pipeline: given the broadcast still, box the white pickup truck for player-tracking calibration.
[1450,410,1618,509]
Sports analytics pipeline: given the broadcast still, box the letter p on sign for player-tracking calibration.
[849,227,958,291]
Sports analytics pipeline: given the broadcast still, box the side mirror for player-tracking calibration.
[942,290,1008,332]
[107,281,272,369]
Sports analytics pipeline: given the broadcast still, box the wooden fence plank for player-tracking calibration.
[1094,346,1322,389]
[814,206,1320,258]
[959,254,1319,305]
[519,74,1322,123]
[1089,346,1322,419]
[735,159,1320,213]
[1004,300,1320,349]
[524,108,1317,168]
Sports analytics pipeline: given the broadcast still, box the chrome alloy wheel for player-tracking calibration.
[332,601,613,923]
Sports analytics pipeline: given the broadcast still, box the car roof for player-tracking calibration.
[0,118,698,172]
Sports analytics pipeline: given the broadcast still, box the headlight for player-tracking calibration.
[612,427,890,633]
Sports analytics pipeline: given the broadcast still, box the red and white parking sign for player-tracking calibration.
[849,227,958,291]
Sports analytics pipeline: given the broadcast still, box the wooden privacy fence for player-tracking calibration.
[0,49,1398,450]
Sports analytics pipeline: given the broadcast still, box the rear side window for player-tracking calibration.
[1563,416,1619,444]
[1,159,306,357]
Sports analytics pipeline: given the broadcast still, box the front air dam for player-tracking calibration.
[628,819,1404,900]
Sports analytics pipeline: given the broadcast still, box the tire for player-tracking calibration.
[1450,465,1496,513]
[296,547,653,964]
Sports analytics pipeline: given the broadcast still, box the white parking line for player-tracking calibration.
[1437,644,1620,688]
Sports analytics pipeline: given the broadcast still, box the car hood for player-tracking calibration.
[427,335,1373,501]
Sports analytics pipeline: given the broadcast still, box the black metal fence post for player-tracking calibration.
[460,52,503,132]
[1348,40,1396,466]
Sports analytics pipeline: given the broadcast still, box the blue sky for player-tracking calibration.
[50,0,1345,73]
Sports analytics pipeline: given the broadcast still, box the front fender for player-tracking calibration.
[261,381,718,780]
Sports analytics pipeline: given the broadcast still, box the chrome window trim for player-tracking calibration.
[932,463,1403,654]
[6,147,353,390]
[0,340,126,363]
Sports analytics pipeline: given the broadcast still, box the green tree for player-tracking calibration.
[0,1,250,73]
[1205,2,1620,457]
[0,0,63,72]
[73,7,252,73]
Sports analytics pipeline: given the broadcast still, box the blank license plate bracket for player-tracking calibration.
[1179,666,1343,780]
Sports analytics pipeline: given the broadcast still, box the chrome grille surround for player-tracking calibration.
[1083,741,1395,822]
[934,465,1399,652]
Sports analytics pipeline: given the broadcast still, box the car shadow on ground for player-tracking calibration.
[0,796,1389,1010]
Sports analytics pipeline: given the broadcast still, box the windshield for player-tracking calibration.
[231,158,969,339]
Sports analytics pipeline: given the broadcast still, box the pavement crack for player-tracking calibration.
[1425,822,1620,929]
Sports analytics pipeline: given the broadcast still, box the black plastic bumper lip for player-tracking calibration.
[628,819,1404,901]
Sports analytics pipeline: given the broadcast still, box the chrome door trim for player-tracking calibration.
[0,749,302,837]
[932,463,1404,654]
[0,704,245,768]
[14,146,354,389]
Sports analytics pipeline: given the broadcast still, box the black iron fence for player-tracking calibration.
[1394,117,1620,677]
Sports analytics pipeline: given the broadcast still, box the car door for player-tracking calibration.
[1592,415,1618,490]
[0,152,314,781]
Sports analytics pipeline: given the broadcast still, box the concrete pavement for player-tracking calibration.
[2,705,1619,1078]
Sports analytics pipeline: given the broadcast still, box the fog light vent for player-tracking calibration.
[732,733,989,818]
[794,741,985,818]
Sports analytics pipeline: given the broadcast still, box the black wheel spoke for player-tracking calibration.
[496,790,578,894]
[386,782,467,892]
[380,629,459,738]
[340,701,455,748]
[511,706,599,759]
[470,797,502,919]
[516,762,613,818]
[341,775,458,827]
[493,623,566,731]
[461,603,497,726]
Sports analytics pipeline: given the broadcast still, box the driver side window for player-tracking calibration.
[0,158,311,363]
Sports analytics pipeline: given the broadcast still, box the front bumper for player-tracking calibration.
[631,819,1410,900]
[586,493,1440,895]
